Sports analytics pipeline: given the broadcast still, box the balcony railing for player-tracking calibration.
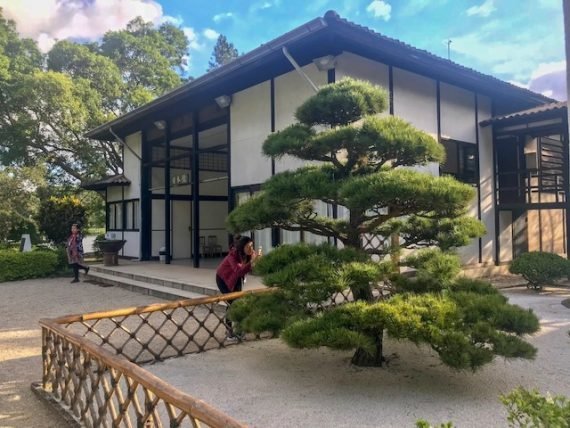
[495,168,566,206]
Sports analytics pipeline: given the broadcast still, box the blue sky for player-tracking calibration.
[1,0,566,99]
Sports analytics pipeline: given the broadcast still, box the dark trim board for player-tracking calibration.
[164,121,171,264]
[192,110,200,268]
[388,65,394,115]
[475,93,482,263]
[151,194,228,202]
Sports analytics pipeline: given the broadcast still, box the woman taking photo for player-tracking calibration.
[215,235,261,340]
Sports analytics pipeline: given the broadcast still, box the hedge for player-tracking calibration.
[509,251,570,290]
[0,250,59,282]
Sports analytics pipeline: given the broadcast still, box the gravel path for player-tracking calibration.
[0,277,166,428]
[2,277,569,428]
[147,287,570,428]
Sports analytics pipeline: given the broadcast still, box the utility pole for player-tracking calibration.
[447,39,452,60]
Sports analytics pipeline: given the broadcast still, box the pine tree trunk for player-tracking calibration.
[351,333,384,367]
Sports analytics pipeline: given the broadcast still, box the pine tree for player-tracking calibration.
[207,35,239,71]
[227,79,540,369]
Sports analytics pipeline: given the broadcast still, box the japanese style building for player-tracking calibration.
[84,11,568,269]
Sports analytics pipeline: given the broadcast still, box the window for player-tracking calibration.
[108,199,140,231]
[107,202,123,230]
[125,200,140,230]
[440,140,478,184]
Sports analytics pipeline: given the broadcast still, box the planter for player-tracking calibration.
[96,239,126,266]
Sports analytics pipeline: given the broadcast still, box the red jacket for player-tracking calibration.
[216,249,252,291]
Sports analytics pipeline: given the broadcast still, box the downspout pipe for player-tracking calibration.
[282,47,319,93]
[109,127,142,162]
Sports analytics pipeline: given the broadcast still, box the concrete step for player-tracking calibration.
[85,270,218,302]
[88,265,219,297]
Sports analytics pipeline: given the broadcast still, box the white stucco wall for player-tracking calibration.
[440,83,476,143]
[230,80,272,187]
[172,200,191,259]
[106,186,122,202]
[274,63,328,173]
[123,132,141,200]
[393,67,439,176]
[477,95,495,264]
[336,51,389,89]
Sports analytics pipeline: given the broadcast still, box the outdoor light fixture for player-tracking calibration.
[153,120,166,130]
[215,95,232,109]
[312,55,336,71]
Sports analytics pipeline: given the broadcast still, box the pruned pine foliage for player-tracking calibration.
[228,79,538,369]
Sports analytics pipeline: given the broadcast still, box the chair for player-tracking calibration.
[207,235,223,257]
[200,236,210,257]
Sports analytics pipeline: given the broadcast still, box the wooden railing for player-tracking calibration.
[39,289,272,427]
[38,285,381,426]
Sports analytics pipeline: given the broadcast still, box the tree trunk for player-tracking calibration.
[351,333,384,367]
[351,286,373,301]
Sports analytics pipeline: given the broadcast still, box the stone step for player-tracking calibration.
[88,265,219,297]
[85,270,219,302]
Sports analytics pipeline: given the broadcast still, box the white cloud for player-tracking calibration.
[183,27,203,51]
[250,1,274,13]
[400,0,448,16]
[466,0,496,17]
[0,0,164,52]
[529,60,566,80]
[508,62,566,101]
[213,12,234,23]
[203,28,220,41]
[449,21,563,82]
[161,15,184,26]
[508,80,529,89]
[366,0,391,20]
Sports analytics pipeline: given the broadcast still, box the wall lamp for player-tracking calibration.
[313,55,337,71]
[214,95,232,108]
[154,120,166,130]
[215,95,232,109]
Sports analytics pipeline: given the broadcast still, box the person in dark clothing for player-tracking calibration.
[216,235,260,340]
[66,223,90,283]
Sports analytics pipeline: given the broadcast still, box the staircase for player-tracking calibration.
[84,265,220,301]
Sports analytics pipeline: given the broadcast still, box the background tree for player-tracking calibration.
[207,34,239,71]
[37,196,87,244]
[0,9,189,183]
[0,166,44,242]
[227,79,539,369]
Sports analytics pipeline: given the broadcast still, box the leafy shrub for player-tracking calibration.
[419,387,570,427]
[0,250,59,282]
[37,196,87,244]
[501,387,570,427]
[509,252,570,290]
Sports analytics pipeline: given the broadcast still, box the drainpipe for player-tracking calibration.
[282,47,319,93]
[109,127,142,162]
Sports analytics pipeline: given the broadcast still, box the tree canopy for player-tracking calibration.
[0,8,189,184]
[207,34,239,71]
[227,79,539,369]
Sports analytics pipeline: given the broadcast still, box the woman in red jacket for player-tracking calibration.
[216,235,260,340]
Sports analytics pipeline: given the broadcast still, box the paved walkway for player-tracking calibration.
[91,258,265,292]
[0,277,168,428]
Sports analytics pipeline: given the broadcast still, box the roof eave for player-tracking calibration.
[85,16,329,141]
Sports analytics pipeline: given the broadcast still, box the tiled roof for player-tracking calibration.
[480,101,567,126]
[81,174,131,191]
[86,10,553,140]
[323,11,555,104]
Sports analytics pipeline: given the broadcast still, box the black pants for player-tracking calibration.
[71,263,88,280]
[216,275,243,333]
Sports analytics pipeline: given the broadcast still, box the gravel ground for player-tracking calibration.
[2,276,569,428]
[0,277,166,428]
[147,286,570,428]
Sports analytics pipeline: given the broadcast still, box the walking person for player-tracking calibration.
[215,235,261,341]
[66,223,89,283]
